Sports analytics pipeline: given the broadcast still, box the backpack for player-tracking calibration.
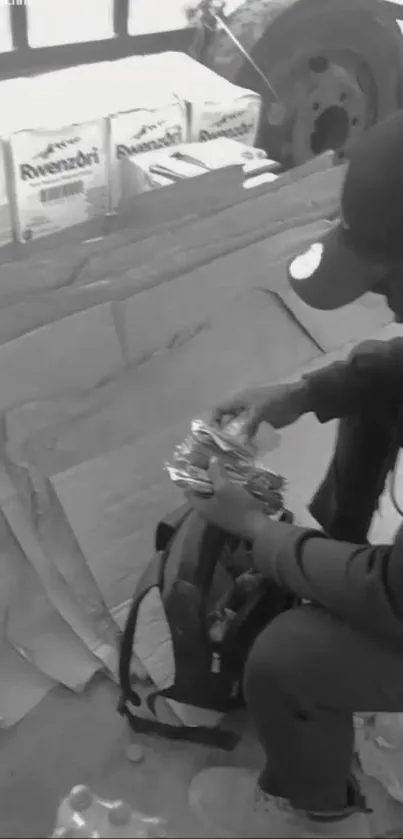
[118,502,296,750]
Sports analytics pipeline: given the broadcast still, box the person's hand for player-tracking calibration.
[211,380,311,439]
[186,457,269,541]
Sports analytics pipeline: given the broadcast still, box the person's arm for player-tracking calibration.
[302,337,403,422]
[250,515,403,645]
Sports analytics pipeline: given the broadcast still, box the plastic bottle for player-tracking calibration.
[373,713,403,749]
[53,787,168,839]
[55,786,104,836]
[52,828,99,838]
[100,802,145,838]
[99,802,167,838]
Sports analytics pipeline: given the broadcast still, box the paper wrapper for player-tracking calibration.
[166,419,285,516]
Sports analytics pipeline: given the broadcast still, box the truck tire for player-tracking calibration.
[202,0,403,166]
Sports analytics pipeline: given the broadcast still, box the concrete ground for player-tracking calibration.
[0,676,267,839]
[2,674,403,839]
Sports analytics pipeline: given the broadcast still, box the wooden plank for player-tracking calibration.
[0,159,341,301]
[0,164,340,332]
[277,281,392,352]
[0,218,107,298]
[0,282,119,347]
[41,290,319,609]
[0,218,330,349]
[117,220,331,364]
[5,285,322,479]
[0,167,241,280]
[77,165,343,289]
[0,303,123,415]
[0,168,252,297]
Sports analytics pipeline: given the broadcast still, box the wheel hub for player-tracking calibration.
[291,57,367,164]
[310,104,350,155]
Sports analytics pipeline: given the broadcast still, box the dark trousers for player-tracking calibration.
[244,409,403,813]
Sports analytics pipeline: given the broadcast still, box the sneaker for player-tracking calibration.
[188,767,371,838]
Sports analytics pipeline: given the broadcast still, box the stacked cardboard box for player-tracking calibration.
[0,52,264,244]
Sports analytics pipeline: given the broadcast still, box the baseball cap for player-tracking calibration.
[288,110,403,310]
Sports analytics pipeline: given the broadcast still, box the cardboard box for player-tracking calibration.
[116,138,268,200]
[109,96,187,208]
[144,52,262,146]
[8,118,109,242]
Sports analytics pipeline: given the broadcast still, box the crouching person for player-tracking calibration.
[187,111,403,838]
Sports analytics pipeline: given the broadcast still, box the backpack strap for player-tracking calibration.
[119,551,165,708]
[118,508,241,751]
[119,700,239,751]
[119,503,194,709]
[155,502,191,552]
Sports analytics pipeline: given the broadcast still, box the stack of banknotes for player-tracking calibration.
[166,418,285,516]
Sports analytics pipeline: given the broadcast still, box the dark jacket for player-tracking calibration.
[253,337,403,647]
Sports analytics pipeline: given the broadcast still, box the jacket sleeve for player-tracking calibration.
[303,337,403,422]
[253,519,403,646]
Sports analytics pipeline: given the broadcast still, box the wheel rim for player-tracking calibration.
[292,56,368,163]
[259,51,376,165]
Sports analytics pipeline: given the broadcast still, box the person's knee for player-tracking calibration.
[244,608,305,705]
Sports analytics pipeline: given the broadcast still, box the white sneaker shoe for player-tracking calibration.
[188,767,371,839]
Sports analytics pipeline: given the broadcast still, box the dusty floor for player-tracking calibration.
[0,674,264,838]
[1,674,403,838]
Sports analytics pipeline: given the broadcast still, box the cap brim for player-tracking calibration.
[287,223,380,310]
